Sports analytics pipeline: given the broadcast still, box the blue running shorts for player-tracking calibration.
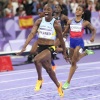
[70,37,84,49]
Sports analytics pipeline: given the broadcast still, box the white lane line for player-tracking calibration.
[0,66,100,83]
[0,65,69,77]
[0,61,100,79]
[0,65,69,76]
[0,73,100,91]
[6,83,100,100]
[78,95,100,100]
[0,61,100,76]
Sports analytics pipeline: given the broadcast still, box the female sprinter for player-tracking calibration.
[19,4,68,97]
[62,5,96,90]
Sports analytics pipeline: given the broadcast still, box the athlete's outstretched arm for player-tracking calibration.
[86,21,96,42]
[18,19,41,55]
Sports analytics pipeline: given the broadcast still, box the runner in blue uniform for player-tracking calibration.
[62,5,96,90]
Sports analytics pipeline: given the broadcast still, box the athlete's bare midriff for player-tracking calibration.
[37,38,54,45]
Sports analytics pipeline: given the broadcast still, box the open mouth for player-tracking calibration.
[45,13,49,17]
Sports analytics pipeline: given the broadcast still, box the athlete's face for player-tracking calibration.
[43,5,53,19]
[75,6,84,16]
[54,5,62,13]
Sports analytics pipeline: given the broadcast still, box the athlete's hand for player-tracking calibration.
[63,54,71,64]
[16,47,26,56]
[90,37,94,42]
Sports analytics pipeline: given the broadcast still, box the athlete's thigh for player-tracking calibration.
[73,46,81,59]
[34,49,51,62]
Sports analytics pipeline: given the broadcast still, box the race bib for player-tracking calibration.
[38,30,53,39]
[70,25,82,32]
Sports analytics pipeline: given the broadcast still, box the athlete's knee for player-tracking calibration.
[71,59,77,66]
[34,57,41,64]
[46,67,52,74]
[72,52,79,63]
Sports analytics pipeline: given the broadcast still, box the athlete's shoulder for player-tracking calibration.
[53,20,62,30]
[54,19,60,26]
[83,20,90,26]
[35,18,43,26]
[51,17,56,23]
[36,17,43,22]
